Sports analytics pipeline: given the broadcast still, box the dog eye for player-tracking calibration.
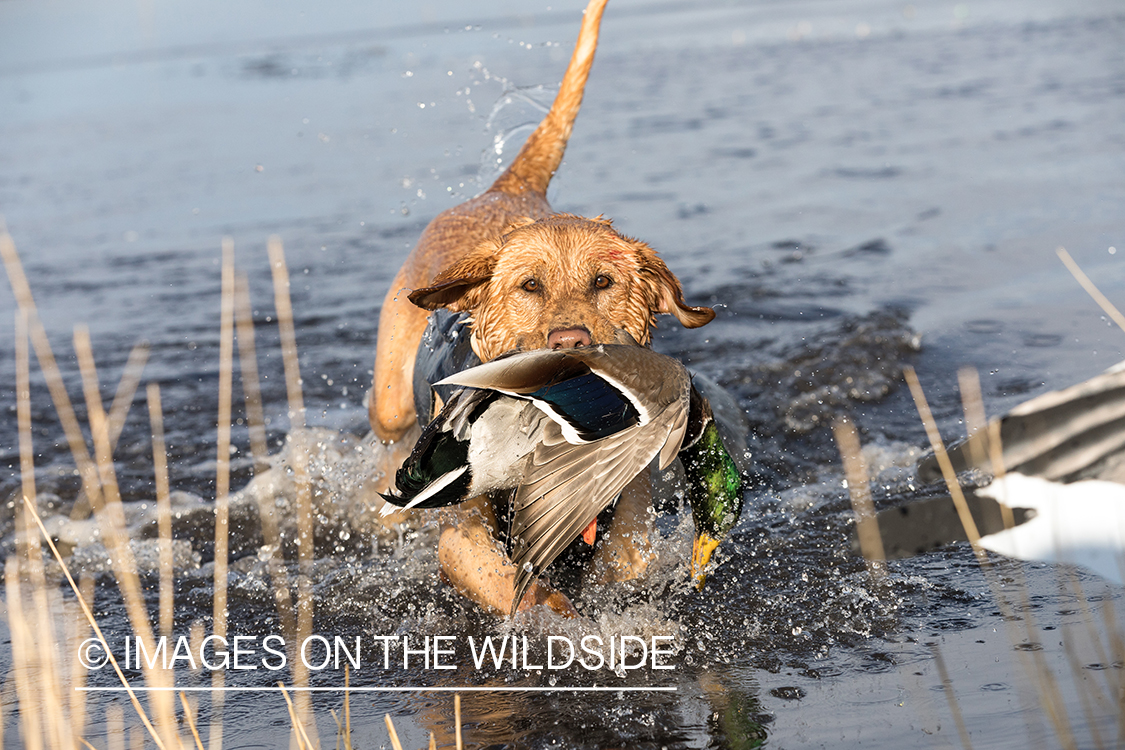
[594,274,612,290]
[522,278,539,292]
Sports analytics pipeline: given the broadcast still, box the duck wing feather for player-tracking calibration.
[508,406,687,615]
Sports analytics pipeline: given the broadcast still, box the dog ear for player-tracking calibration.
[408,242,499,312]
[635,243,715,328]
[408,275,490,311]
[410,216,543,311]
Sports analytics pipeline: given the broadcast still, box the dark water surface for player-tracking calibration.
[2,0,1125,747]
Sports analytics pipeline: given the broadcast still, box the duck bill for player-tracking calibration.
[691,533,721,590]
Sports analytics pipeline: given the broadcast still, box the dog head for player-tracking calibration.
[408,214,714,361]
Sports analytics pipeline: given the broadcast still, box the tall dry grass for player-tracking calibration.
[2,229,463,749]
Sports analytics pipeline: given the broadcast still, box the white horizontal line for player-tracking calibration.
[78,686,676,693]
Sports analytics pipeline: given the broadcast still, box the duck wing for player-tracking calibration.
[508,401,690,616]
[380,387,497,513]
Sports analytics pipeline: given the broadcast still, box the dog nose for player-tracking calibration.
[548,327,592,349]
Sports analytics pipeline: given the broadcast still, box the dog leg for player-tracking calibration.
[438,497,578,618]
[588,468,655,583]
[371,269,431,443]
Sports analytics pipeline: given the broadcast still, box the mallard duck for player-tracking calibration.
[680,391,746,589]
[877,362,1125,583]
[380,343,746,613]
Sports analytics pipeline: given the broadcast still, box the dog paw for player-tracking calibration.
[519,581,579,619]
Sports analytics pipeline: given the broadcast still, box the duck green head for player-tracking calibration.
[681,411,745,589]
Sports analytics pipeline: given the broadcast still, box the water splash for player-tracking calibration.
[477,82,559,188]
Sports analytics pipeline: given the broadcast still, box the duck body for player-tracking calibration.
[385,344,691,510]
[680,394,745,588]
[382,344,700,612]
[383,388,537,510]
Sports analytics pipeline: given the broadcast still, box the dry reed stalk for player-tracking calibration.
[15,310,66,749]
[906,366,1078,749]
[179,694,204,750]
[831,420,886,580]
[1057,247,1125,332]
[955,367,991,485]
[106,342,150,455]
[1,231,95,492]
[1057,589,1109,750]
[147,384,175,639]
[328,709,343,750]
[268,236,316,736]
[266,235,306,428]
[384,715,404,750]
[67,337,149,526]
[931,643,973,750]
[69,328,138,547]
[957,369,1015,531]
[209,238,236,750]
[68,575,97,738]
[329,710,339,750]
[278,684,314,750]
[233,272,270,470]
[233,271,296,644]
[6,558,44,750]
[189,621,205,675]
[131,725,145,750]
[343,664,352,750]
[904,367,986,564]
[107,705,125,750]
[72,327,178,747]
[429,732,437,750]
[455,694,463,750]
[23,523,72,750]
[1097,601,1125,743]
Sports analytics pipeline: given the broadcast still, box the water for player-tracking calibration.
[2,0,1124,747]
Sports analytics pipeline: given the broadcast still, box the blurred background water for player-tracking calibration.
[1,0,1124,747]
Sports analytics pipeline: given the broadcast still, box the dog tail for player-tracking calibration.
[490,0,609,197]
